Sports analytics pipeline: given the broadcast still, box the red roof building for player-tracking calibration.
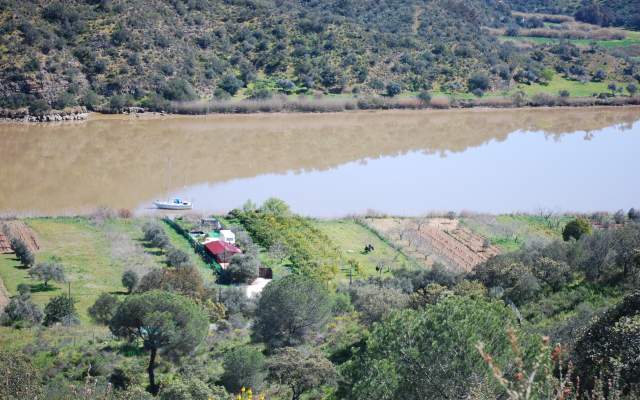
[204,240,242,264]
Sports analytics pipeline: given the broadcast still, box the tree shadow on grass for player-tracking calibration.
[29,283,58,293]
[138,240,164,257]
[109,290,129,295]
[12,263,29,270]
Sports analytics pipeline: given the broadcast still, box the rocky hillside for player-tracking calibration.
[0,0,637,113]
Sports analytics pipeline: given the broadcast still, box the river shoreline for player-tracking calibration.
[2,95,640,124]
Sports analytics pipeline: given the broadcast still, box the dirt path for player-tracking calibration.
[0,277,9,312]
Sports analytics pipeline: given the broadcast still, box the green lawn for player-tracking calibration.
[0,217,214,323]
[0,218,134,322]
[461,214,570,253]
[499,30,640,49]
[313,219,415,281]
[511,75,614,97]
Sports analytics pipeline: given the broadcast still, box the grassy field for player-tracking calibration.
[0,217,215,323]
[499,30,640,49]
[0,214,570,323]
[461,214,570,252]
[512,75,614,98]
[313,219,415,281]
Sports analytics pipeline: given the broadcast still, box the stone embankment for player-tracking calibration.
[0,106,89,123]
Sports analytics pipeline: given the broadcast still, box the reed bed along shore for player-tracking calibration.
[3,94,640,122]
[165,94,640,115]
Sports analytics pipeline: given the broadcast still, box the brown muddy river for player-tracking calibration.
[1,107,640,217]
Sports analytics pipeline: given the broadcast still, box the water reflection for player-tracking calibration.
[1,107,639,216]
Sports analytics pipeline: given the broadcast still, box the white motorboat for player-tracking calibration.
[154,198,193,210]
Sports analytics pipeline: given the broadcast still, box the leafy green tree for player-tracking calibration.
[10,237,34,267]
[267,347,336,400]
[28,260,65,288]
[220,346,266,393]
[349,284,409,325]
[122,270,138,293]
[109,290,208,395]
[573,291,640,393]
[28,99,50,116]
[562,217,592,241]
[88,293,120,324]
[254,275,331,350]
[0,293,43,326]
[468,72,490,92]
[219,74,244,96]
[472,259,541,305]
[43,294,79,326]
[166,246,192,268]
[220,286,255,317]
[341,296,534,400]
[142,222,170,249]
[259,197,291,216]
[385,82,401,97]
[627,83,638,96]
[226,253,260,284]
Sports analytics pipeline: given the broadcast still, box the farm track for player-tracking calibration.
[0,277,8,311]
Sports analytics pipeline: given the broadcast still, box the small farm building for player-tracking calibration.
[204,240,241,264]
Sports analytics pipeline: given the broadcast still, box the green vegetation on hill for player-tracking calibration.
[1,205,640,399]
[1,0,638,114]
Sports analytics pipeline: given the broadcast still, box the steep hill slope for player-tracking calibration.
[0,0,637,112]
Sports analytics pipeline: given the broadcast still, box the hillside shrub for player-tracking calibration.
[43,295,79,326]
[225,253,259,284]
[88,293,119,324]
[341,296,537,399]
[220,346,266,393]
[121,270,138,293]
[10,237,34,267]
[562,218,592,241]
[253,275,331,350]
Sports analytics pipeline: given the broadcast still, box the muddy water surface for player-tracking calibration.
[1,107,639,217]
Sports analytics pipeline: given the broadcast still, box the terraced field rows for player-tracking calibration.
[365,217,500,272]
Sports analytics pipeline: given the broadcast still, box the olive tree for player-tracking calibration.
[142,222,170,249]
[165,246,192,268]
[10,237,34,267]
[28,260,65,288]
[0,293,42,326]
[88,293,120,324]
[253,275,331,350]
[267,347,336,400]
[122,270,138,293]
[43,295,78,326]
[109,290,208,395]
[226,253,259,284]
